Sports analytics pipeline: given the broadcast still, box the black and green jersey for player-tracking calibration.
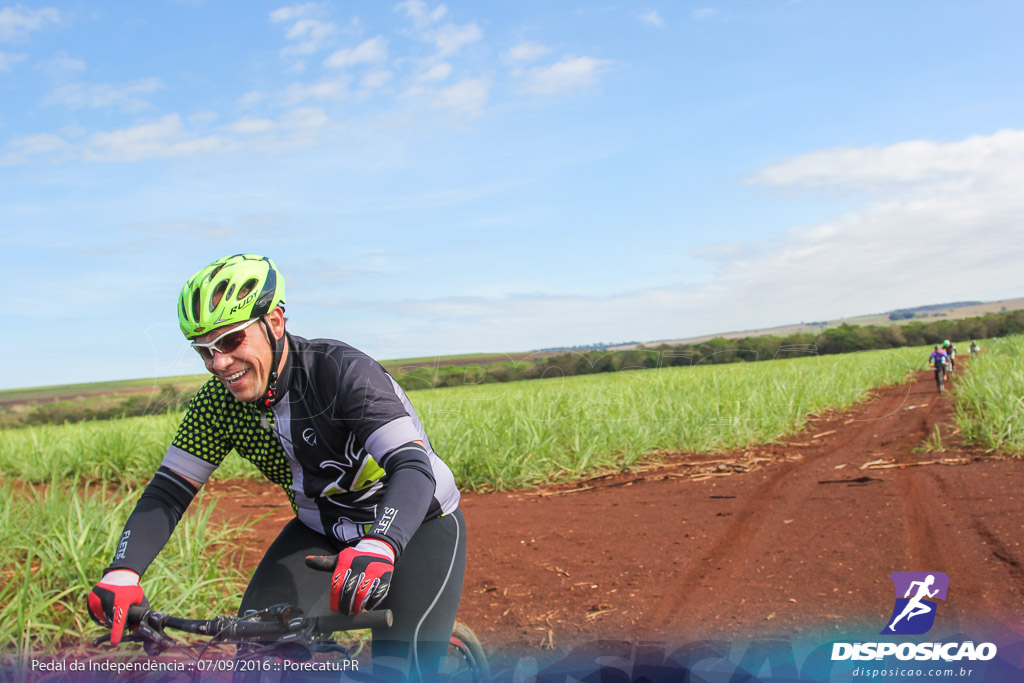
[162,333,460,552]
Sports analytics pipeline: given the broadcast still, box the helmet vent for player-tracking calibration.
[211,279,229,311]
[238,278,258,300]
[191,289,202,322]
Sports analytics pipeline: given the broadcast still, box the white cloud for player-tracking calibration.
[2,104,337,166]
[432,21,481,56]
[698,130,1024,329]
[361,70,393,90]
[395,1,480,58]
[284,76,350,104]
[189,111,219,125]
[269,2,319,23]
[503,41,550,64]
[324,36,388,68]
[394,0,447,29]
[43,78,163,112]
[281,18,337,58]
[271,4,336,67]
[0,50,25,71]
[83,114,233,162]
[518,56,610,95]
[238,90,266,107]
[752,130,1024,196]
[416,61,452,83]
[0,132,70,165]
[433,76,490,117]
[638,9,665,27]
[0,5,60,42]
[693,8,718,20]
[38,52,85,77]
[224,117,275,135]
[279,106,329,132]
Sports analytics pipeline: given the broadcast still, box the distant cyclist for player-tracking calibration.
[970,340,980,358]
[929,345,949,392]
[942,339,957,377]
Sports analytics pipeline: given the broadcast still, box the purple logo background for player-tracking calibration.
[881,571,949,635]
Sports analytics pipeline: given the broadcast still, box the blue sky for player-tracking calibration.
[2,1,1023,390]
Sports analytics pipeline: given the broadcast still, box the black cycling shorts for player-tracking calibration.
[238,509,466,682]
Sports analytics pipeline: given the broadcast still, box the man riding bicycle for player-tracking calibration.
[929,345,949,390]
[88,254,465,682]
[942,339,957,377]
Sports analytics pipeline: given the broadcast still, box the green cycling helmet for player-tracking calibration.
[178,254,286,339]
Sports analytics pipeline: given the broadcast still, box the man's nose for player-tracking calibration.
[209,350,232,370]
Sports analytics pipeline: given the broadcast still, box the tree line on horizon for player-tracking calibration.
[391,308,1024,390]
[3,308,1021,427]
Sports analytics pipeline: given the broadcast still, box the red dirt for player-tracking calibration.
[205,369,1024,662]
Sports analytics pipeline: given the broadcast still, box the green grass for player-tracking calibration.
[1,345,928,490]
[0,411,263,482]
[953,335,1024,455]
[0,479,251,655]
[425,345,926,490]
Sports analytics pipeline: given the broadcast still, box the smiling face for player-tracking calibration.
[192,307,286,403]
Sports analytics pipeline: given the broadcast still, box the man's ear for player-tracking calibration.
[268,306,286,340]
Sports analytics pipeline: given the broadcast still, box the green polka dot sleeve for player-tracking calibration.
[170,378,233,467]
[169,378,297,512]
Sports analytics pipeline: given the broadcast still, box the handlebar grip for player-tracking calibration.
[305,555,336,572]
[317,608,393,633]
[127,604,149,624]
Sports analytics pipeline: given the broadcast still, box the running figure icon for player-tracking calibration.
[881,571,949,635]
[887,575,939,632]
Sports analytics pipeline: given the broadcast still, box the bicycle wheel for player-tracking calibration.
[935,369,944,393]
[443,621,491,683]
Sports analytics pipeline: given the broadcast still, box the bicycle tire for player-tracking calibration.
[935,369,944,393]
[445,621,491,683]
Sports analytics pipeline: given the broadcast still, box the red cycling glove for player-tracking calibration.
[307,539,394,615]
[87,570,146,645]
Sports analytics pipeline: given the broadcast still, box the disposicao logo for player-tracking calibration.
[831,571,998,663]
[882,571,949,635]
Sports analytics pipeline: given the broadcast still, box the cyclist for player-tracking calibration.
[87,254,465,683]
[942,339,957,378]
[970,340,980,358]
[929,345,949,391]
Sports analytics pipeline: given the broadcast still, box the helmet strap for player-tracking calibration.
[259,316,284,409]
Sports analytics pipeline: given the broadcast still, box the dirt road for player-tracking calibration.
[210,369,1024,661]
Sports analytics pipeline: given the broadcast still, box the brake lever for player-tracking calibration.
[90,622,177,656]
[133,622,179,656]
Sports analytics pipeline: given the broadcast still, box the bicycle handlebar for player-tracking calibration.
[125,603,393,639]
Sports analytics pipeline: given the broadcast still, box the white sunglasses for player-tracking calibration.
[191,318,260,360]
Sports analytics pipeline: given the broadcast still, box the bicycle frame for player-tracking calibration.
[96,603,391,656]
[94,603,489,682]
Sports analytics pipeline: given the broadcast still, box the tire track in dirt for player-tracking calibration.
[642,377,932,637]
[641,372,1024,642]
